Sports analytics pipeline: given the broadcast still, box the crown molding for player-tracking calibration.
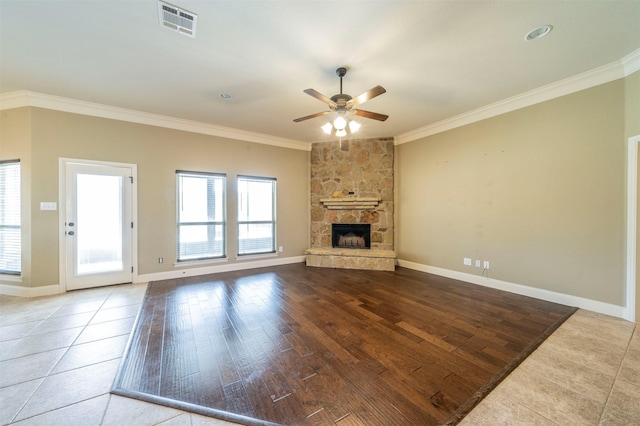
[396,48,640,145]
[0,91,311,152]
[2,47,638,150]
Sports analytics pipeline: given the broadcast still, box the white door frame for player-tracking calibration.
[626,135,640,323]
[58,158,138,291]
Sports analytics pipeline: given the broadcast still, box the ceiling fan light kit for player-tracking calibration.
[294,67,388,139]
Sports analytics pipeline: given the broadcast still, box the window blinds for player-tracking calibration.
[0,160,21,274]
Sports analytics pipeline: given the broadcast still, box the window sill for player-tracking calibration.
[235,252,278,261]
[173,257,229,268]
[0,274,22,283]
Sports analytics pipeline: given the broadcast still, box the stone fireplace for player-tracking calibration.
[305,137,396,271]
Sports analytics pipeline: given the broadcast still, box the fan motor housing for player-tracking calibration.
[331,94,352,108]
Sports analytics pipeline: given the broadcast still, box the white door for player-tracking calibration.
[63,161,134,290]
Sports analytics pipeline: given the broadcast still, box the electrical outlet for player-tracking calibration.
[475,260,481,267]
[483,261,490,269]
[279,246,283,252]
[158,257,163,263]
[464,258,472,266]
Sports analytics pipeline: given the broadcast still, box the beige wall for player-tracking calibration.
[625,71,640,138]
[1,108,310,288]
[396,79,626,306]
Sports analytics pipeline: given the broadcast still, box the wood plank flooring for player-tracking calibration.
[112,264,576,425]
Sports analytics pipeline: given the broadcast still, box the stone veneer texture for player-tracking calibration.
[310,137,394,251]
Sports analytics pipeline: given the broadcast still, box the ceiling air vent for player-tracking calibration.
[158,1,197,38]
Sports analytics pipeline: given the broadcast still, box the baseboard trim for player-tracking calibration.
[137,255,306,283]
[3,258,624,320]
[0,283,62,298]
[397,260,626,319]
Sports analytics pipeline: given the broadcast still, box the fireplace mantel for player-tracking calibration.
[320,197,380,210]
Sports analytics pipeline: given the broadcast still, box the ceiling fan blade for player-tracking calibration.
[303,89,337,107]
[349,85,386,107]
[352,109,389,122]
[293,110,332,122]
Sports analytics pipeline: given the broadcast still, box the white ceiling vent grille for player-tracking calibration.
[158,1,197,38]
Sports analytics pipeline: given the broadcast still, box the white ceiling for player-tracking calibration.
[1,1,639,144]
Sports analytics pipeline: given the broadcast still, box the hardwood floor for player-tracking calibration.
[112,264,576,425]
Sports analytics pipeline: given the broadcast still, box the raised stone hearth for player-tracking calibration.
[308,137,396,271]
[305,248,396,271]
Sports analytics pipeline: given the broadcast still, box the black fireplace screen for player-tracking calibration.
[332,224,371,249]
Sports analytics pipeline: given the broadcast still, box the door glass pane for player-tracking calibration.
[76,173,123,275]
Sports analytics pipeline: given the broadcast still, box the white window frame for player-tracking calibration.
[0,160,21,275]
[176,171,226,262]
[237,175,276,256]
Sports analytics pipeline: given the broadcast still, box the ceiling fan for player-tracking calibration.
[293,67,388,134]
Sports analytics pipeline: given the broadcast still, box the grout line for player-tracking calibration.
[597,322,638,423]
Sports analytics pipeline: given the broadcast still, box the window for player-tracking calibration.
[238,176,276,255]
[0,160,21,274]
[176,171,225,261]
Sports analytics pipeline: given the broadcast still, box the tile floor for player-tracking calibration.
[0,283,638,425]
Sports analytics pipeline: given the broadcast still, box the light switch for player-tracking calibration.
[40,202,57,211]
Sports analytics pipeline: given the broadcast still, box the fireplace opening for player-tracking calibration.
[332,224,371,249]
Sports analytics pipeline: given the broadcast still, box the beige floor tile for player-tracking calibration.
[518,347,616,403]
[0,306,61,327]
[11,394,110,426]
[66,287,114,303]
[102,287,147,310]
[497,366,604,425]
[0,378,43,425]
[0,348,66,388]
[101,395,185,426]
[572,310,635,331]
[90,303,141,325]
[157,413,193,425]
[74,317,136,345]
[50,334,128,374]
[536,331,627,377]
[566,311,634,347]
[599,379,640,425]
[618,354,640,386]
[190,413,239,425]
[0,321,40,342]
[49,299,104,318]
[26,312,94,336]
[629,326,640,346]
[459,390,556,426]
[14,359,120,421]
[0,327,83,361]
[548,320,631,353]
[51,299,104,317]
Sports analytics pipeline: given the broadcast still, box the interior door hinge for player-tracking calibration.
[129,176,134,184]
[131,266,134,273]
[131,222,134,228]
